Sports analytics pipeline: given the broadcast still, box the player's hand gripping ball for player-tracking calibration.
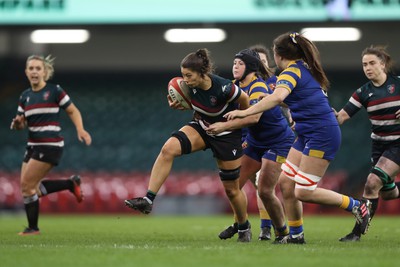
[168,77,192,110]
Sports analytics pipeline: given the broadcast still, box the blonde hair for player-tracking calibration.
[26,55,56,81]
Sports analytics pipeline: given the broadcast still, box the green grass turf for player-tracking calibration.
[0,214,399,267]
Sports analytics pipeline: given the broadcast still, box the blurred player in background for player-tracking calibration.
[224,32,371,244]
[125,48,253,242]
[10,55,92,235]
[215,48,294,242]
[335,45,400,242]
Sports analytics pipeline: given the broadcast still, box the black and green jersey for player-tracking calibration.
[343,75,400,142]
[190,74,241,125]
[16,83,72,147]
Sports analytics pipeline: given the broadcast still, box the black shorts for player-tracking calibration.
[23,145,63,166]
[188,121,243,161]
[371,140,400,166]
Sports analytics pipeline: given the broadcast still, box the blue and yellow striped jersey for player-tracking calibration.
[277,60,338,134]
[239,76,294,147]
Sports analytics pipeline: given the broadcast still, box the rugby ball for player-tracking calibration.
[168,77,192,110]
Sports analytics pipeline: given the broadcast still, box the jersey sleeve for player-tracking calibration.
[276,65,301,93]
[224,83,242,103]
[16,90,28,116]
[248,82,269,106]
[56,85,72,109]
[343,88,363,117]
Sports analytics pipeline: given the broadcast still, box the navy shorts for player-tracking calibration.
[371,140,400,166]
[188,121,243,161]
[243,140,292,164]
[23,145,63,166]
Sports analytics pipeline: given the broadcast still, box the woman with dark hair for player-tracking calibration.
[225,32,371,244]
[336,45,400,242]
[214,48,294,243]
[125,48,252,242]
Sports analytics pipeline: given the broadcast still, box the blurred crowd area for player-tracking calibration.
[2,171,399,215]
[0,69,388,214]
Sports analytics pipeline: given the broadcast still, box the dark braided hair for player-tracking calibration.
[181,48,214,78]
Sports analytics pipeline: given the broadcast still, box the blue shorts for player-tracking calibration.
[292,125,341,161]
[243,140,292,164]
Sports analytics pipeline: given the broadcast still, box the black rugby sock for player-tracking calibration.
[40,180,71,195]
[24,195,40,230]
[146,190,157,202]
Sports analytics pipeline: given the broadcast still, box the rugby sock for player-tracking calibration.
[368,198,379,218]
[275,224,289,236]
[146,190,157,202]
[23,194,40,230]
[288,219,303,237]
[259,210,272,229]
[238,220,250,231]
[39,180,71,196]
[339,195,360,211]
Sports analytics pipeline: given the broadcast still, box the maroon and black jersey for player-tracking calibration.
[16,83,72,147]
[344,75,400,143]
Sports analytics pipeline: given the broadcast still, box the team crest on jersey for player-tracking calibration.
[209,95,217,106]
[43,91,50,100]
[387,84,395,94]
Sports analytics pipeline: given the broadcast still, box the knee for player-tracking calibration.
[279,177,295,199]
[159,140,181,159]
[258,187,274,201]
[20,179,36,196]
[364,175,382,195]
[220,168,241,198]
[224,187,239,199]
[294,188,312,202]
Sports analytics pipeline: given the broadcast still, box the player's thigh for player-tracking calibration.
[180,125,206,152]
[286,147,302,167]
[258,159,282,189]
[239,154,260,188]
[298,154,330,177]
[376,156,400,178]
[21,159,53,192]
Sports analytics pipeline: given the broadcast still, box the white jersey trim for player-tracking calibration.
[28,125,62,132]
[27,141,64,147]
[371,133,400,141]
[25,107,59,117]
[367,100,400,112]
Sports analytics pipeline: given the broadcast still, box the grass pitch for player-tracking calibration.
[0,214,399,267]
